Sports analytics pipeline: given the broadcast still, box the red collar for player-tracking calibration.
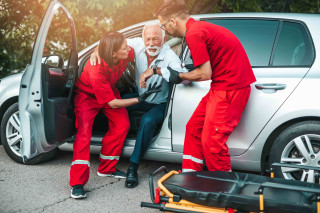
[186,18,196,30]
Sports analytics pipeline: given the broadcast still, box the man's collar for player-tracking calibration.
[186,18,196,30]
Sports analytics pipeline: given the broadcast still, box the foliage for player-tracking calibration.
[0,0,319,78]
[0,0,50,78]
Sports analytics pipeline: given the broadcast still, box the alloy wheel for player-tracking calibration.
[280,134,320,183]
[5,111,22,157]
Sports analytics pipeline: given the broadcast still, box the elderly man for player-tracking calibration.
[155,1,256,173]
[90,21,187,188]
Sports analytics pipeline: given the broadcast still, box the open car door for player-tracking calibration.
[19,0,77,162]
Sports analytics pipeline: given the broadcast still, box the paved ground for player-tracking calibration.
[0,146,181,213]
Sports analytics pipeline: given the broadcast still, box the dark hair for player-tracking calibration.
[154,0,189,19]
[98,31,125,66]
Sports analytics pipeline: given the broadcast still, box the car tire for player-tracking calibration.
[269,121,320,183]
[1,102,56,165]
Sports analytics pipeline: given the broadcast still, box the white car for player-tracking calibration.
[1,0,320,183]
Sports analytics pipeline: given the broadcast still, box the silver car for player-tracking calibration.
[1,0,320,183]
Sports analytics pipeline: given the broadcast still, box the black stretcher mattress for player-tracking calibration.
[162,171,320,213]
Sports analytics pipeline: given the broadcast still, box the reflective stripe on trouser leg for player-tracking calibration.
[182,155,204,172]
[182,93,209,172]
[98,154,120,174]
[71,160,91,167]
[70,160,91,186]
[202,87,251,171]
[99,154,120,161]
[98,107,130,174]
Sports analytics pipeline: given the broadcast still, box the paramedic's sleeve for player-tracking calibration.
[161,50,188,82]
[186,33,210,67]
[91,67,115,104]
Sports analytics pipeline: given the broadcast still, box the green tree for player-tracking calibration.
[0,0,50,78]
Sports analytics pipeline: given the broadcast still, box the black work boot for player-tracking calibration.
[125,162,139,188]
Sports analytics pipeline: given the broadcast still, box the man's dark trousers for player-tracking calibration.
[123,93,166,163]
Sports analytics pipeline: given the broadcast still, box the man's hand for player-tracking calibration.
[168,66,183,84]
[137,82,162,102]
[139,68,154,88]
[90,46,101,66]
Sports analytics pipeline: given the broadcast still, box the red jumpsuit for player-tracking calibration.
[69,48,134,187]
[182,18,256,172]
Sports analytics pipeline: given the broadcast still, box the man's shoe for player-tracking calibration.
[125,166,138,188]
[97,168,126,179]
[71,185,86,199]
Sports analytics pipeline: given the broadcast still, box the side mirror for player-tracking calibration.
[42,55,64,68]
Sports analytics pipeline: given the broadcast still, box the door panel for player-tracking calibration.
[171,68,310,155]
[19,0,77,162]
[226,67,310,155]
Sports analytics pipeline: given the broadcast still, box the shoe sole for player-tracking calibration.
[97,171,126,179]
[70,190,86,199]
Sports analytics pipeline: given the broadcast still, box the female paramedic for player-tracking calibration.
[69,31,160,199]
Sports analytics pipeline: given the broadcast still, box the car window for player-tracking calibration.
[43,8,72,67]
[206,19,279,67]
[272,21,314,67]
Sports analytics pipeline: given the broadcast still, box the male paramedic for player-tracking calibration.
[155,1,256,172]
[90,22,188,188]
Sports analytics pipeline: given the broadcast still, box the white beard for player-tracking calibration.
[146,45,162,57]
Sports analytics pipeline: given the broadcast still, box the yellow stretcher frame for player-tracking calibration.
[141,164,320,213]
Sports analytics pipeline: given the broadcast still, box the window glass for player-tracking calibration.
[273,22,314,66]
[42,8,72,67]
[207,19,279,66]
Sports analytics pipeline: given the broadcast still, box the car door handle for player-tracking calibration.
[255,83,286,90]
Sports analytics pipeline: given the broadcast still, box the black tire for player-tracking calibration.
[1,102,56,165]
[269,121,320,183]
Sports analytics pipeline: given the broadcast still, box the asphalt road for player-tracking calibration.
[0,146,181,213]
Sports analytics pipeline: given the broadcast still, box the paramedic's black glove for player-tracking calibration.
[168,66,183,84]
[137,82,162,102]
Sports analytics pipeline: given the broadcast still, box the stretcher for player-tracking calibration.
[141,163,320,213]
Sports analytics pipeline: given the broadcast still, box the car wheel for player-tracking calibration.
[269,121,320,183]
[1,102,56,164]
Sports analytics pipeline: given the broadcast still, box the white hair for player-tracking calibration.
[142,21,165,42]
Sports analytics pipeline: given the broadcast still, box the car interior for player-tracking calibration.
[41,56,76,144]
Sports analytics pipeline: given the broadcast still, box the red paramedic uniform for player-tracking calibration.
[182,18,256,172]
[69,48,134,187]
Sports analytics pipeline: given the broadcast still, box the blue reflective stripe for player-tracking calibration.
[99,153,119,160]
[71,160,90,167]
